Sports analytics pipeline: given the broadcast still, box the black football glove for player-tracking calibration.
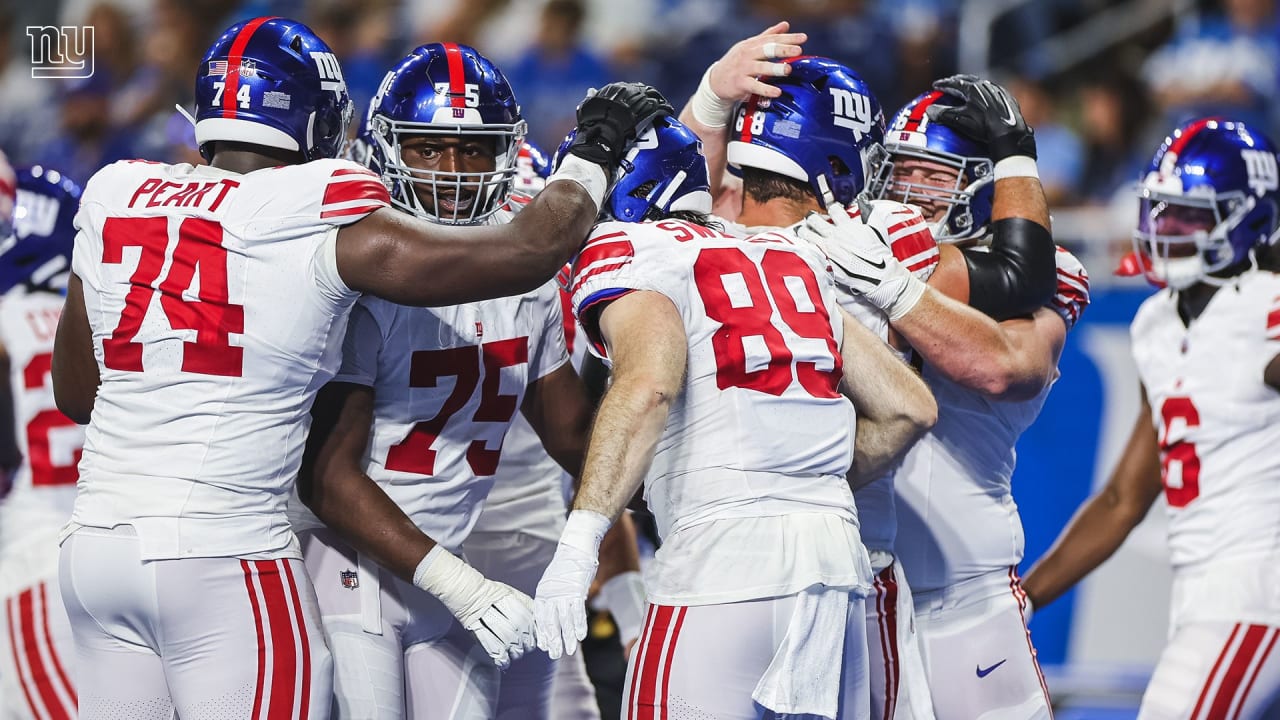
[926,74,1036,162]
[566,82,674,174]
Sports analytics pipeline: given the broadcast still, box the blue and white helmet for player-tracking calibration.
[727,56,885,207]
[871,90,994,243]
[365,43,527,224]
[0,166,81,294]
[194,17,352,162]
[1135,117,1280,289]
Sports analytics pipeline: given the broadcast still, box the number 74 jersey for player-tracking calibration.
[570,219,857,536]
[67,158,390,560]
[1130,269,1280,570]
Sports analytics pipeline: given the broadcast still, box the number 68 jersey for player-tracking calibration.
[66,158,390,561]
[571,219,858,541]
[1130,269,1280,571]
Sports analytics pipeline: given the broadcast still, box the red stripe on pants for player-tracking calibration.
[626,604,657,719]
[19,587,71,720]
[1233,628,1280,720]
[1206,624,1268,719]
[255,560,300,719]
[658,607,688,720]
[281,561,312,720]
[242,560,270,719]
[878,567,900,720]
[634,605,675,720]
[5,595,42,719]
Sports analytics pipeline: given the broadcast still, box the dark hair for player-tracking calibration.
[544,0,586,31]
[741,166,812,205]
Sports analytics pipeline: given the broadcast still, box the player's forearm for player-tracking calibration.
[964,176,1056,319]
[1021,488,1146,609]
[306,467,436,583]
[895,289,1047,398]
[572,376,672,523]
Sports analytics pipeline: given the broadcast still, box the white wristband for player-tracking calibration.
[886,274,927,322]
[1022,596,1036,624]
[689,63,736,129]
[548,155,609,214]
[561,509,612,556]
[993,156,1040,181]
[413,545,485,619]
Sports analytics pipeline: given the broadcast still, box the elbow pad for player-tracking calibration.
[962,218,1056,320]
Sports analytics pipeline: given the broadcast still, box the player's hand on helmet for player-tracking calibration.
[698,22,806,116]
[796,202,927,321]
[412,546,536,669]
[568,82,674,173]
[927,75,1036,161]
[533,510,611,660]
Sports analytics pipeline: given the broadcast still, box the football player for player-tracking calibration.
[50,17,667,718]
[296,43,635,719]
[1022,118,1280,719]
[0,163,83,720]
[532,112,939,719]
[681,39,1077,718]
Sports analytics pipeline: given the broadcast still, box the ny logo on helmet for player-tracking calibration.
[829,87,875,143]
[311,51,345,92]
[1242,149,1278,196]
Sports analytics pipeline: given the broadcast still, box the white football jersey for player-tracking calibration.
[0,287,83,550]
[328,281,567,553]
[1131,269,1280,569]
[67,159,390,560]
[895,247,1090,592]
[570,219,875,605]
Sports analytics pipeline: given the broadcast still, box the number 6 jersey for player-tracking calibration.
[1131,269,1280,571]
[571,219,870,605]
[66,158,390,560]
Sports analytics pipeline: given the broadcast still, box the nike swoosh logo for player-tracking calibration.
[999,97,1017,126]
[862,255,886,270]
[976,659,1007,678]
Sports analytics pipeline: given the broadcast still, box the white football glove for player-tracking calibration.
[534,510,612,660]
[795,202,927,321]
[413,546,536,669]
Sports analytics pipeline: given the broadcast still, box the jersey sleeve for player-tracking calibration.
[528,281,570,381]
[868,200,939,281]
[332,299,388,387]
[569,222,674,357]
[238,159,390,239]
[1048,246,1090,330]
[1265,286,1280,350]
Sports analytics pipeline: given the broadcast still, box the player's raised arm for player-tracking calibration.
[52,273,99,424]
[337,84,672,306]
[1020,385,1164,610]
[677,22,805,205]
[836,307,936,484]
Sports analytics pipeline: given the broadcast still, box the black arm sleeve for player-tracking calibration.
[962,218,1056,320]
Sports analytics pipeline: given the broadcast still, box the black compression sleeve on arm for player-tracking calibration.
[962,218,1056,320]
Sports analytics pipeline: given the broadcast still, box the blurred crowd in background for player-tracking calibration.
[3,0,1278,276]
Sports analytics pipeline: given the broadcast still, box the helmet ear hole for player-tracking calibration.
[290,34,303,54]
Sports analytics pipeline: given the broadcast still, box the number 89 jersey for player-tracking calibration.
[1131,269,1280,571]
[571,219,857,538]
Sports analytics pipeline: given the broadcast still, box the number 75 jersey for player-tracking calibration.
[68,158,390,560]
[570,219,856,533]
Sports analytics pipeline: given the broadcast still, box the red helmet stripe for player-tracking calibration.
[221,16,278,119]
[739,95,761,143]
[1166,117,1216,160]
[443,43,467,108]
[904,90,944,132]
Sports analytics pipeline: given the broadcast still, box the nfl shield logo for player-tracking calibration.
[340,569,359,590]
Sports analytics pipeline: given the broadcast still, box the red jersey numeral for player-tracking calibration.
[692,247,841,398]
[1158,396,1201,508]
[384,338,528,476]
[23,352,80,486]
[101,217,244,376]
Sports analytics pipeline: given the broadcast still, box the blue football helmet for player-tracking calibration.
[871,90,994,244]
[556,115,711,222]
[366,43,527,224]
[0,166,81,294]
[727,56,885,207]
[194,17,352,162]
[513,141,551,196]
[1134,117,1280,289]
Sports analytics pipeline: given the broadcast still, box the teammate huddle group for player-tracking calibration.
[0,11,1276,720]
